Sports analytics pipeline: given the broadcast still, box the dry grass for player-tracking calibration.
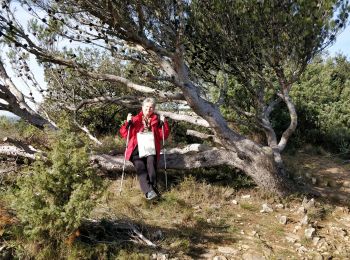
[87,173,350,259]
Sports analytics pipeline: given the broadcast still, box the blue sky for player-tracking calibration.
[326,26,350,57]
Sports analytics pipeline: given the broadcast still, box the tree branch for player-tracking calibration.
[157,110,209,127]
[0,61,55,129]
[277,91,298,152]
[0,137,46,161]
[71,95,140,111]
[73,120,102,146]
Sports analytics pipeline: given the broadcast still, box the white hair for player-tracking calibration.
[142,97,156,107]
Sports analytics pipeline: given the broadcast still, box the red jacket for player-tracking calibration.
[119,111,170,161]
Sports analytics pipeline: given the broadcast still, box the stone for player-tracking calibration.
[303,198,315,210]
[241,195,251,199]
[241,244,250,250]
[275,203,284,209]
[312,236,320,246]
[297,206,306,214]
[286,236,297,243]
[293,224,301,233]
[217,246,238,255]
[302,196,308,206]
[152,253,169,260]
[260,203,273,213]
[285,233,300,243]
[300,215,309,226]
[343,181,350,187]
[231,199,238,205]
[213,256,227,260]
[305,227,316,239]
[279,215,288,225]
[296,245,307,253]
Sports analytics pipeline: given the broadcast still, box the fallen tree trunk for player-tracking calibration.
[0,137,45,161]
[91,146,235,172]
[0,141,295,195]
[1,142,234,171]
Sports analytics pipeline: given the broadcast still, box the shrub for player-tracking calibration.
[11,123,104,254]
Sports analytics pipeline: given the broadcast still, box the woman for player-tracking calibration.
[119,98,170,200]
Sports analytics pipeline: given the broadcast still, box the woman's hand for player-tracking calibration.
[160,114,165,122]
[127,113,132,123]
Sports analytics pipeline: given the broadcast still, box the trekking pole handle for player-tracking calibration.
[127,113,132,125]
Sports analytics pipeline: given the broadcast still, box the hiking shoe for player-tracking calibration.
[146,190,158,200]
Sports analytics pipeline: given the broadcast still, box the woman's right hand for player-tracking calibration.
[127,113,132,123]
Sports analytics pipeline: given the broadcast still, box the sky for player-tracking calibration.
[326,26,350,58]
[1,15,350,118]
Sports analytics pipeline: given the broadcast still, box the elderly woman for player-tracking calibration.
[119,98,170,200]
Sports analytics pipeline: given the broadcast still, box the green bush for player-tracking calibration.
[271,55,350,155]
[11,123,104,254]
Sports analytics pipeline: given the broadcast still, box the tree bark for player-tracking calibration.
[0,61,55,130]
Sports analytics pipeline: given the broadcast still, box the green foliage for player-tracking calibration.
[0,116,47,147]
[11,122,104,247]
[187,0,350,149]
[282,55,350,154]
[189,0,349,86]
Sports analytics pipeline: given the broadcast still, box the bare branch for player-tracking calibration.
[157,110,209,127]
[71,95,139,111]
[130,224,156,248]
[73,120,102,146]
[34,50,184,100]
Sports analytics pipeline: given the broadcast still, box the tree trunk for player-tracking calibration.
[8,104,54,130]
[0,61,55,130]
[241,149,293,196]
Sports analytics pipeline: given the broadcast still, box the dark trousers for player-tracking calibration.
[131,147,157,194]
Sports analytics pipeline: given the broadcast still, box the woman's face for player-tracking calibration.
[142,102,155,117]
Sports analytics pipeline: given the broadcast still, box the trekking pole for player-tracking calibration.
[161,122,168,190]
[120,120,131,194]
